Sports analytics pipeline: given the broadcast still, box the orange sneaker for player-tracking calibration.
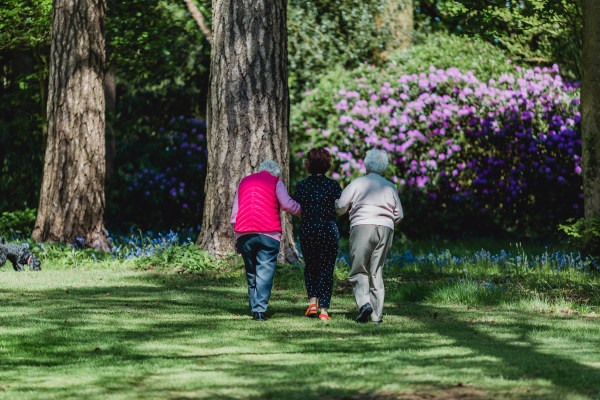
[318,313,331,320]
[305,304,318,318]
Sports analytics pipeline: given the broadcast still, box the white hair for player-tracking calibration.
[364,149,389,175]
[258,160,281,179]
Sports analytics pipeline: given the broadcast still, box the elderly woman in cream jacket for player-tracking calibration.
[335,149,403,323]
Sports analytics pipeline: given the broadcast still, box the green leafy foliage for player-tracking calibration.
[0,0,51,51]
[0,208,36,237]
[287,0,392,100]
[107,0,211,130]
[5,229,231,272]
[559,217,600,256]
[0,72,46,211]
[0,1,49,211]
[389,34,514,81]
[132,241,220,273]
[414,0,582,80]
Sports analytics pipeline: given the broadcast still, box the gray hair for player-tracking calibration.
[364,149,389,175]
[258,160,282,179]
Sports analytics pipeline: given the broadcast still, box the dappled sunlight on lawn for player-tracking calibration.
[0,268,599,399]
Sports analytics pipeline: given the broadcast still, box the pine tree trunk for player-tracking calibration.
[32,0,109,249]
[197,0,297,262]
[582,0,600,220]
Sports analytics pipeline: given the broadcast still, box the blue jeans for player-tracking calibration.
[237,234,280,313]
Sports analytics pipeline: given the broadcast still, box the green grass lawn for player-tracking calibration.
[1,263,599,400]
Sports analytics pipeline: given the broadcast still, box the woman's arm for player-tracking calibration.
[334,181,343,199]
[335,180,354,215]
[230,187,240,225]
[276,181,302,216]
[292,180,304,203]
[392,189,404,224]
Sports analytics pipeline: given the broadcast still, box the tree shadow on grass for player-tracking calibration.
[388,302,600,396]
[1,271,599,399]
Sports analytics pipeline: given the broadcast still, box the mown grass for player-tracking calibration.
[1,249,599,399]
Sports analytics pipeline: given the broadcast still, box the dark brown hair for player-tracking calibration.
[305,147,332,175]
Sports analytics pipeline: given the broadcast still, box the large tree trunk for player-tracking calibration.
[197,0,297,262]
[32,0,109,249]
[582,0,600,220]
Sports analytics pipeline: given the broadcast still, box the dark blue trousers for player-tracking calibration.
[237,234,280,313]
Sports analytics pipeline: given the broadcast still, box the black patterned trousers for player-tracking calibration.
[299,220,339,308]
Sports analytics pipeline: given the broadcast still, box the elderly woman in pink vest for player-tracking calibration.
[335,149,403,324]
[231,160,301,321]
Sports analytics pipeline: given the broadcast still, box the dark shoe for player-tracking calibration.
[254,312,268,321]
[355,303,373,323]
[372,319,383,324]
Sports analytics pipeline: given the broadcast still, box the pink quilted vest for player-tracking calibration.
[235,171,281,232]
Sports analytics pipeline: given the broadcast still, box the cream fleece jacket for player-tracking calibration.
[335,173,403,229]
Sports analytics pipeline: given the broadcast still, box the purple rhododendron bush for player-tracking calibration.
[291,63,581,237]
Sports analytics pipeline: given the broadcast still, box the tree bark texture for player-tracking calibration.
[197,0,297,262]
[32,0,109,249]
[582,0,600,219]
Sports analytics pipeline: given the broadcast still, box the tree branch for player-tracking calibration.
[183,0,212,45]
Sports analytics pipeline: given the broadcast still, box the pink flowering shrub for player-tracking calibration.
[291,63,582,234]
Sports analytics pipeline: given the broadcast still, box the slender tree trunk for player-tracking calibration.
[34,47,50,151]
[377,0,413,54]
[104,69,116,183]
[582,0,600,220]
[183,0,213,45]
[32,0,109,249]
[197,0,297,262]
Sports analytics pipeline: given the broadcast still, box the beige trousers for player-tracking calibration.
[348,224,394,322]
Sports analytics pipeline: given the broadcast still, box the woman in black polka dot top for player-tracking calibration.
[293,147,342,320]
